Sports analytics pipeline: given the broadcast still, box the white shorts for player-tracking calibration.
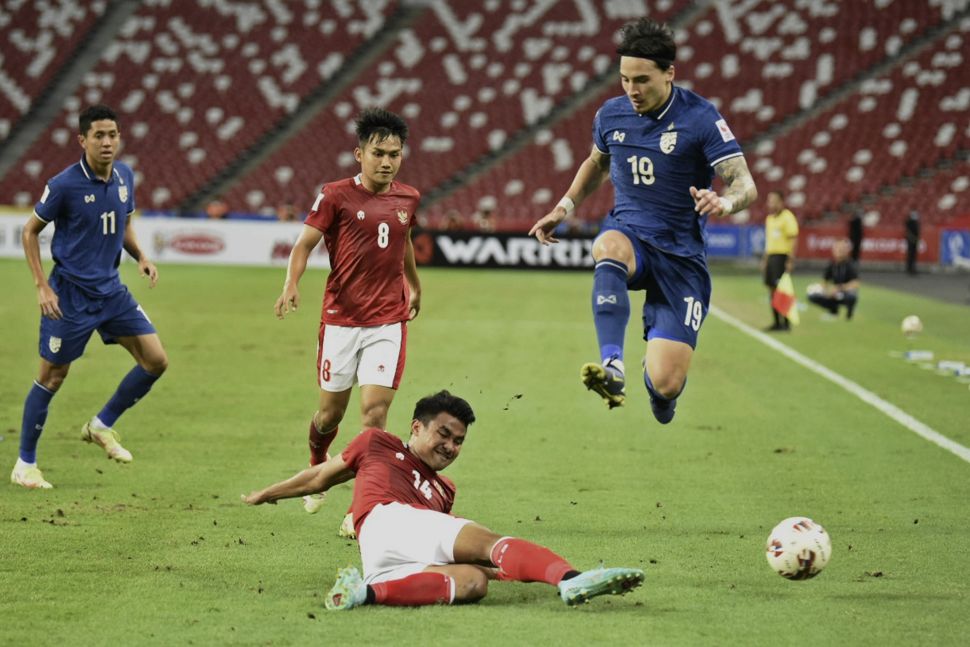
[316,322,406,392]
[358,502,473,585]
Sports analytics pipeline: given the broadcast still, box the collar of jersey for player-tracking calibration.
[79,156,120,184]
[642,85,677,121]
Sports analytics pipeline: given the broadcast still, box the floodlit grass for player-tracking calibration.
[2,258,969,645]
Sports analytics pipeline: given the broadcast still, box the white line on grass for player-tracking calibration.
[709,305,970,465]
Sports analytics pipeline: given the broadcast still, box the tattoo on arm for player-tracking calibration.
[715,156,757,212]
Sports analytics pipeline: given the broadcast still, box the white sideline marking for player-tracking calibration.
[710,305,970,465]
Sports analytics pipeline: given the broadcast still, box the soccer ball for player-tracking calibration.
[806,283,824,297]
[765,517,832,580]
[901,315,923,336]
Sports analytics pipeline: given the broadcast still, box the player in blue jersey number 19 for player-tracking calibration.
[530,18,757,424]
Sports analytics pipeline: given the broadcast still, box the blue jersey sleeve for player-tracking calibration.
[592,107,608,154]
[698,108,743,168]
[34,179,64,223]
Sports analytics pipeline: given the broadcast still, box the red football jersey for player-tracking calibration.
[304,175,420,326]
[341,428,456,537]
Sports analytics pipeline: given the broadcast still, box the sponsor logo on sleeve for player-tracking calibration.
[715,118,736,143]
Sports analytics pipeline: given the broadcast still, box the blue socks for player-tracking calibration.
[19,381,56,463]
[592,259,630,367]
[97,365,161,428]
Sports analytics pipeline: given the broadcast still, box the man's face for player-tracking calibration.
[78,118,120,167]
[767,192,783,213]
[619,56,674,114]
[409,412,467,471]
[355,134,403,190]
[833,240,850,260]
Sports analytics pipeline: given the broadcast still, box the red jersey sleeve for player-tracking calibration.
[304,184,338,233]
[341,427,380,472]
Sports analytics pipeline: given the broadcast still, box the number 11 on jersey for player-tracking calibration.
[100,210,116,235]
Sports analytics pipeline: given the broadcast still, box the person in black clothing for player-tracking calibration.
[807,239,859,320]
[848,211,863,263]
[904,210,920,275]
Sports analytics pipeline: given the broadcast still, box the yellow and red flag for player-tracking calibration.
[771,272,800,325]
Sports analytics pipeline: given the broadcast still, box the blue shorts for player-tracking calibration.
[39,273,157,364]
[598,224,712,349]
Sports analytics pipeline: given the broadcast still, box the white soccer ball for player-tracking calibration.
[901,315,923,336]
[765,517,832,580]
[806,283,824,297]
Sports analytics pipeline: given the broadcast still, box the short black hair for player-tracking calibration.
[79,104,118,136]
[355,108,408,147]
[768,189,785,200]
[616,18,676,70]
[413,390,475,428]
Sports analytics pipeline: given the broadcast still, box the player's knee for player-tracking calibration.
[651,372,685,400]
[314,408,344,431]
[41,373,67,392]
[38,364,70,391]
[145,354,168,376]
[360,403,389,430]
[454,571,488,603]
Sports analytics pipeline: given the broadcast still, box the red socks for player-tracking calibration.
[371,572,454,606]
[489,537,574,585]
[308,421,337,466]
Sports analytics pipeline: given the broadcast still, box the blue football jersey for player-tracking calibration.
[34,156,136,297]
[593,86,743,256]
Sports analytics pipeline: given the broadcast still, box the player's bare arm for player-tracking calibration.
[275,224,324,319]
[403,228,421,320]
[122,218,158,287]
[529,146,611,245]
[22,213,61,320]
[690,156,757,218]
[242,454,355,505]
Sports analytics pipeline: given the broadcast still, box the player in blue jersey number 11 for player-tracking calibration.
[12,105,168,489]
[530,18,757,424]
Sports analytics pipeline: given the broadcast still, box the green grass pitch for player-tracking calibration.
[2,258,969,645]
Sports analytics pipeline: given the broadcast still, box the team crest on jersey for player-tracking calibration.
[396,209,408,225]
[660,131,678,154]
[356,210,365,220]
[118,185,128,203]
[48,336,62,353]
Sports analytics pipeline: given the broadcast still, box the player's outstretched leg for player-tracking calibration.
[580,359,626,409]
[325,566,368,611]
[13,381,57,489]
[81,421,133,463]
[558,567,645,606]
[583,258,631,408]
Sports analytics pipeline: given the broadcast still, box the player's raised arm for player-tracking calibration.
[275,224,324,319]
[690,155,757,219]
[529,146,610,245]
[242,454,354,505]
